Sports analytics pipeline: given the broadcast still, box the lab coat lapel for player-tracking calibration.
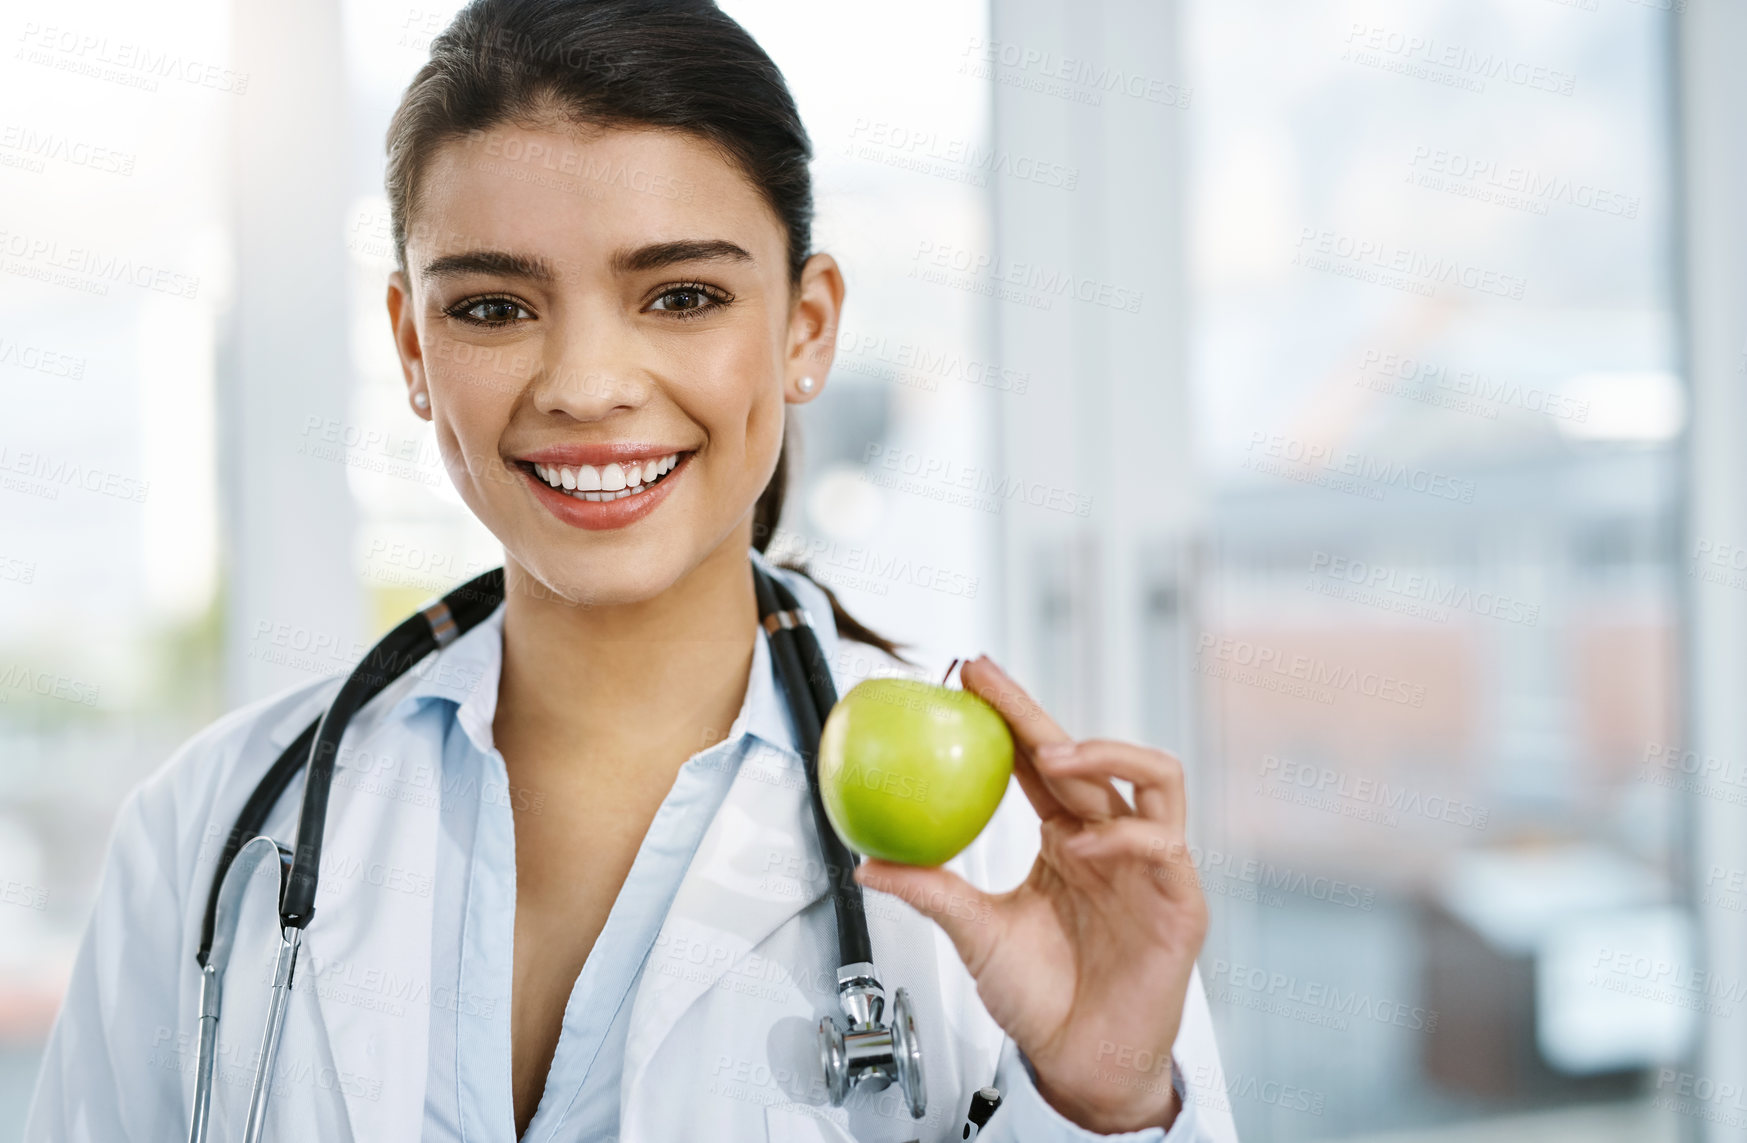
[619,703,829,1122]
[620,562,843,1138]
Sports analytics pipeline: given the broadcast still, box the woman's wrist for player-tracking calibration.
[1019,1043,1185,1135]
[1033,1072,1182,1134]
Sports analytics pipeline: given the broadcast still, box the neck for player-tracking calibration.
[493,528,762,780]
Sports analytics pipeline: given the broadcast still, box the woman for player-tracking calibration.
[25,1,1237,1140]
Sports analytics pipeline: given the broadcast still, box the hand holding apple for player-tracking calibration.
[817,675,1015,867]
[849,654,1208,1135]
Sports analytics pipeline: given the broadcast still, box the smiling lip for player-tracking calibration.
[513,443,695,532]
[517,442,691,467]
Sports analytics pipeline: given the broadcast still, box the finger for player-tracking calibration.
[1031,743,1132,823]
[1045,739,1187,832]
[1009,746,1069,822]
[958,655,1070,753]
[852,859,1000,974]
[957,656,1065,820]
[961,657,1129,822]
[1065,816,1204,912]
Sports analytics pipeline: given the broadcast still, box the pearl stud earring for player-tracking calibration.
[412,391,429,409]
[798,375,816,394]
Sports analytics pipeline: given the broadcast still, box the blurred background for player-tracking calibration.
[4,0,1746,1139]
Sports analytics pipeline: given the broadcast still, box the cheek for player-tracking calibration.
[428,410,499,508]
[426,333,537,412]
[426,333,534,396]
[672,334,784,461]
[425,339,530,493]
[747,384,786,461]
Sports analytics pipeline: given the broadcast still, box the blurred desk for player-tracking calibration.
[1422,843,1691,1100]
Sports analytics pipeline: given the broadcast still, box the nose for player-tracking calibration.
[527,310,651,420]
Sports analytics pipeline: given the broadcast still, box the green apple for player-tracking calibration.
[818,676,1015,867]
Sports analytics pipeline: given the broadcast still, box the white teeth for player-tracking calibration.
[529,452,682,500]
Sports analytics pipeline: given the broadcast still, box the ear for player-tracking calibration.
[785,251,844,404]
[387,268,430,419]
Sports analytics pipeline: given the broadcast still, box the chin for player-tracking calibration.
[482,469,751,608]
[505,543,691,610]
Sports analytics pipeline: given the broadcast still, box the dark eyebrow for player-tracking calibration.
[610,239,755,275]
[421,250,556,284]
[419,240,754,285]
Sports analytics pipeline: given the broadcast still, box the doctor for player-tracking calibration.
[25,0,1240,1140]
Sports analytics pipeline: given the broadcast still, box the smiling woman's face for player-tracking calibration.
[387,121,841,606]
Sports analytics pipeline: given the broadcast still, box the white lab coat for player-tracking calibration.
[25,565,1240,1143]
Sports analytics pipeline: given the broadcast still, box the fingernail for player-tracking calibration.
[1036,741,1075,758]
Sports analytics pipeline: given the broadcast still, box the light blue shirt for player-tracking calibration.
[419,621,755,1142]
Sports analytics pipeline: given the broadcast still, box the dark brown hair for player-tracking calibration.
[385,0,912,665]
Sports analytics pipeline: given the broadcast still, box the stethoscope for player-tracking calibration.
[186,563,956,1143]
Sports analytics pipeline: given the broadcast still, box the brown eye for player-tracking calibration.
[652,288,710,311]
[446,296,532,326]
[647,282,731,319]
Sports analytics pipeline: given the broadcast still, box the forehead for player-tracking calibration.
[409,122,783,272]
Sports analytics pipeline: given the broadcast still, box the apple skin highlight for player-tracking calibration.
[817,677,1015,867]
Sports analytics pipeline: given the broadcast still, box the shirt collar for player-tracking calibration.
[270,546,840,763]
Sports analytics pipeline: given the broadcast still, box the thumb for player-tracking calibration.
[853,859,1000,971]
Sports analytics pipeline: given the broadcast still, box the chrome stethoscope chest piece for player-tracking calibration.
[818,962,927,1117]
